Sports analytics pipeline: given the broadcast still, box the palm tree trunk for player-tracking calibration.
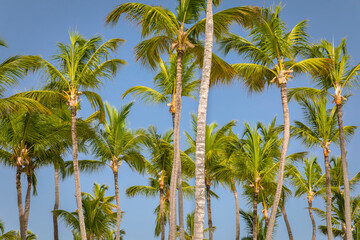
[281,206,294,240]
[323,152,333,240]
[16,166,26,240]
[266,83,290,240]
[114,170,122,240]
[168,49,184,240]
[70,104,87,240]
[206,183,214,240]
[308,201,316,240]
[336,103,352,240]
[231,181,240,240]
[253,189,259,240]
[53,166,59,240]
[23,174,32,236]
[193,0,213,239]
[160,187,165,240]
[178,170,185,240]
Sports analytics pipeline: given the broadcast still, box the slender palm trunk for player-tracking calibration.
[323,152,333,239]
[16,166,26,240]
[168,50,184,240]
[114,170,122,240]
[308,200,316,240]
[266,83,290,240]
[178,169,185,240]
[23,174,32,235]
[53,166,59,240]
[336,103,352,240]
[70,104,87,240]
[253,189,259,240]
[231,181,240,240]
[206,183,214,240]
[193,0,213,239]
[160,186,165,240]
[281,206,294,240]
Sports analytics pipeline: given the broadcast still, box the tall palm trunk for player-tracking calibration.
[160,186,165,240]
[323,150,333,239]
[178,167,185,240]
[336,103,352,240]
[168,49,184,240]
[16,166,26,240]
[308,200,316,240]
[113,170,122,240]
[70,104,87,240]
[266,83,290,240]
[193,0,213,239]
[23,173,32,236]
[53,166,59,240]
[281,206,294,240]
[231,180,240,240]
[206,183,214,240]
[253,189,259,240]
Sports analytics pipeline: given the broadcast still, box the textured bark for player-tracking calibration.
[324,152,333,240]
[265,83,290,240]
[168,50,184,240]
[160,186,165,240]
[308,201,316,240]
[70,104,87,240]
[23,174,32,235]
[16,166,25,240]
[206,183,214,240]
[178,166,185,240]
[53,167,59,240]
[232,181,240,240]
[193,0,213,239]
[114,171,122,240]
[281,206,294,240]
[253,189,259,240]
[336,103,352,240]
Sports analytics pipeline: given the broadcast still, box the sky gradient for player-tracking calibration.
[0,0,360,239]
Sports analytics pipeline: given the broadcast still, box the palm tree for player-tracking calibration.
[122,53,198,238]
[55,183,117,240]
[220,5,330,239]
[90,102,146,240]
[15,231,37,240]
[287,158,325,240]
[0,38,46,115]
[279,188,294,240]
[0,219,17,240]
[179,211,210,240]
[37,32,126,240]
[106,3,256,238]
[314,192,360,240]
[290,96,356,238]
[289,39,360,239]
[185,117,235,240]
[0,109,61,240]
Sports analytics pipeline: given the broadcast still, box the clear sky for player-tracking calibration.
[0,0,360,239]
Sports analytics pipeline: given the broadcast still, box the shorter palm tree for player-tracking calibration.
[54,183,117,240]
[0,219,17,240]
[178,211,210,240]
[287,158,325,240]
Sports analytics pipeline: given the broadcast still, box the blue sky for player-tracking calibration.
[0,0,360,239]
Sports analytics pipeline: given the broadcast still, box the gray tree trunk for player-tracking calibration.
[324,152,333,240]
[114,171,122,240]
[168,49,184,240]
[206,184,214,240]
[232,182,240,240]
[253,190,259,240]
[16,166,26,240]
[336,103,352,240]
[193,0,213,239]
[308,201,316,240]
[178,170,185,240]
[70,104,87,240]
[265,83,290,240]
[53,167,59,240]
[281,206,294,240]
